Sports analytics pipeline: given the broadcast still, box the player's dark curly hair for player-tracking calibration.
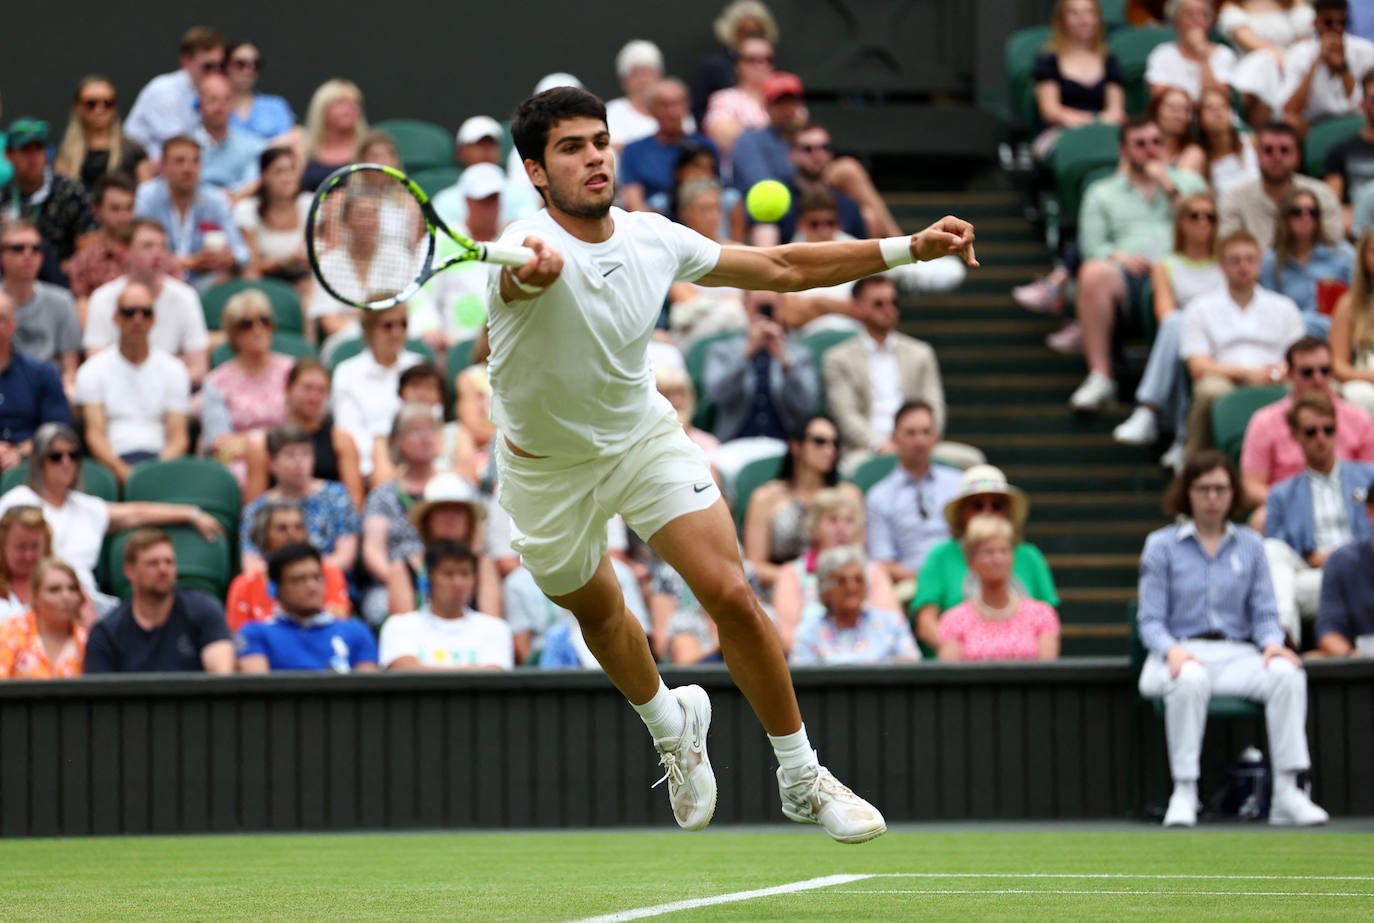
[511,87,607,168]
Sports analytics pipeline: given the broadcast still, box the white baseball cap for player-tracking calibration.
[534,72,584,94]
[456,115,503,146]
[457,162,506,201]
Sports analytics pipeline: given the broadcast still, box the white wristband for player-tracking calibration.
[505,268,546,296]
[880,236,914,269]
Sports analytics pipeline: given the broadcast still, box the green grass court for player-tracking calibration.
[4,824,1371,921]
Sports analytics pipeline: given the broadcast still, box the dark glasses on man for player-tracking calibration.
[1301,424,1336,438]
[118,306,154,319]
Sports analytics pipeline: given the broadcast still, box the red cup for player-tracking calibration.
[1317,278,1348,316]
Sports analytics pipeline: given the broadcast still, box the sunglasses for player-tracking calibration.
[2,243,41,254]
[230,57,260,71]
[236,315,274,331]
[118,306,154,319]
[81,97,116,112]
[796,143,832,154]
[198,60,225,74]
[45,450,79,464]
[1186,210,1217,222]
[806,434,838,447]
[1320,14,1348,29]
[1130,136,1163,148]
[1296,364,1332,378]
[1288,206,1319,218]
[966,497,1009,513]
[1261,144,1295,156]
[1301,424,1337,438]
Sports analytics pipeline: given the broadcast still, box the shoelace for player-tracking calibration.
[652,749,684,790]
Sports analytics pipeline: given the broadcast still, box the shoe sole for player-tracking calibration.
[1269,815,1328,826]
[673,685,717,832]
[832,822,888,845]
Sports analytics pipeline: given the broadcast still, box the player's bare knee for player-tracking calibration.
[696,575,764,627]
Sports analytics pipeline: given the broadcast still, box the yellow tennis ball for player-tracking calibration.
[746,180,792,223]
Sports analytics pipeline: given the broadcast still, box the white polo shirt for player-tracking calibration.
[486,207,721,458]
[1280,35,1374,122]
[331,347,424,477]
[1180,286,1305,368]
[1145,42,1237,101]
[378,608,514,669]
[83,275,210,356]
[73,347,191,457]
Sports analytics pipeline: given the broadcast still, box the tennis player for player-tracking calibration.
[488,87,977,844]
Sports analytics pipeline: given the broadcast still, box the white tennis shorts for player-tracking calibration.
[495,411,721,596]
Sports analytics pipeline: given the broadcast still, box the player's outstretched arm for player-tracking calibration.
[697,216,977,292]
[498,236,564,303]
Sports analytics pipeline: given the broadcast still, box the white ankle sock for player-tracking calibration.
[632,680,685,741]
[1172,779,1197,802]
[769,725,817,777]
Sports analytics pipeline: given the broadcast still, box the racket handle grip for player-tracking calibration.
[481,243,537,267]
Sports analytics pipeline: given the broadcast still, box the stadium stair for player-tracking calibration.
[888,189,1168,656]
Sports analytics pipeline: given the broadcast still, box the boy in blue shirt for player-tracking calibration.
[236,544,377,673]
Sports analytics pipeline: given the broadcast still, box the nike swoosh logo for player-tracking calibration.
[602,264,621,278]
[692,483,711,493]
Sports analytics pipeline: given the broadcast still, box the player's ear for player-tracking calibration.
[524,158,546,188]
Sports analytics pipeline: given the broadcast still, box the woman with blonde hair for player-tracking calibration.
[1030,0,1126,160]
[1261,186,1353,339]
[0,558,88,679]
[199,289,295,485]
[936,515,1061,662]
[1330,229,1374,417]
[691,1,780,125]
[301,78,368,192]
[52,75,154,187]
[0,506,52,620]
[1113,193,1225,468]
[771,487,897,653]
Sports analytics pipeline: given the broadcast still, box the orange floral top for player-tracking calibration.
[0,611,87,679]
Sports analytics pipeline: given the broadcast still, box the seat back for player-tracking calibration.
[1303,113,1364,178]
[849,454,898,493]
[1211,385,1287,463]
[123,457,242,535]
[372,119,454,173]
[1051,124,1121,226]
[201,278,305,335]
[1,458,119,501]
[411,166,460,197]
[1004,26,1053,130]
[684,331,740,432]
[1108,26,1177,113]
[733,453,785,528]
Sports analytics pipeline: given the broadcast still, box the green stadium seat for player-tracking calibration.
[326,337,437,373]
[848,453,898,493]
[201,278,305,335]
[803,328,858,415]
[1099,0,1127,30]
[411,166,460,197]
[1303,113,1363,178]
[733,453,784,528]
[1108,26,1176,114]
[373,119,454,173]
[1005,26,1053,131]
[447,336,478,384]
[684,330,739,431]
[1051,124,1121,225]
[210,331,315,370]
[0,458,119,502]
[104,525,233,600]
[123,457,242,536]
[1211,385,1287,463]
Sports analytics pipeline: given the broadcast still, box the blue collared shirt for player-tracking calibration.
[1137,520,1286,654]
[865,463,963,573]
[194,125,265,193]
[134,178,250,287]
[0,349,71,443]
[1260,242,1354,336]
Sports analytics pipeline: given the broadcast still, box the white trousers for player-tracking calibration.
[1263,539,1324,643]
[1138,639,1311,782]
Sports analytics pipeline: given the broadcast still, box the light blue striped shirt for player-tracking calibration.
[1137,520,1286,654]
[865,463,963,573]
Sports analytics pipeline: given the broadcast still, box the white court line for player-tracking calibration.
[568,874,873,923]
[871,873,1374,881]
[832,889,1374,898]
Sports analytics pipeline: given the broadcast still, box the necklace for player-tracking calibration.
[976,592,1019,620]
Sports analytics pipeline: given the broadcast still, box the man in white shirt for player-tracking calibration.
[1281,0,1374,139]
[1180,230,1306,456]
[75,282,191,483]
[1145,0,1237,102]
[84,219,210,386]
[379,541,514,670]
[432,116,527,231]
[123,27,226,164]
[486,86,976,844]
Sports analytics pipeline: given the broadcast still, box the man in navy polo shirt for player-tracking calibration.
[0,291,70,472]
[236,544,377,673]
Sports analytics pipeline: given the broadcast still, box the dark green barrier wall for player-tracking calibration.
[1,659,1369,836]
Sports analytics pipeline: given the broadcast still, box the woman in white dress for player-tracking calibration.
[1218,0,1316,124]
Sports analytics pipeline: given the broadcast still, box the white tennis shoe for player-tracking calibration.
[651,685,716,831]
[778,762,887,844]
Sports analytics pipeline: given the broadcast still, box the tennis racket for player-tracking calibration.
[305,163,535,310]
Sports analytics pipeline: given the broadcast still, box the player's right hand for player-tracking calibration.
[515,235,564,289]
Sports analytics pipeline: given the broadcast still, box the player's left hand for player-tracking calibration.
[911,216,978,268]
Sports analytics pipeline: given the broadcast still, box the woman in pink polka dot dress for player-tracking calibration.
[936,515,1061,662]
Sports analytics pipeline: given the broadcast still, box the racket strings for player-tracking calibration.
[310,168,429,307]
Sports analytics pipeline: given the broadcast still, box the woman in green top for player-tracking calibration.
[910,464,1058,649]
